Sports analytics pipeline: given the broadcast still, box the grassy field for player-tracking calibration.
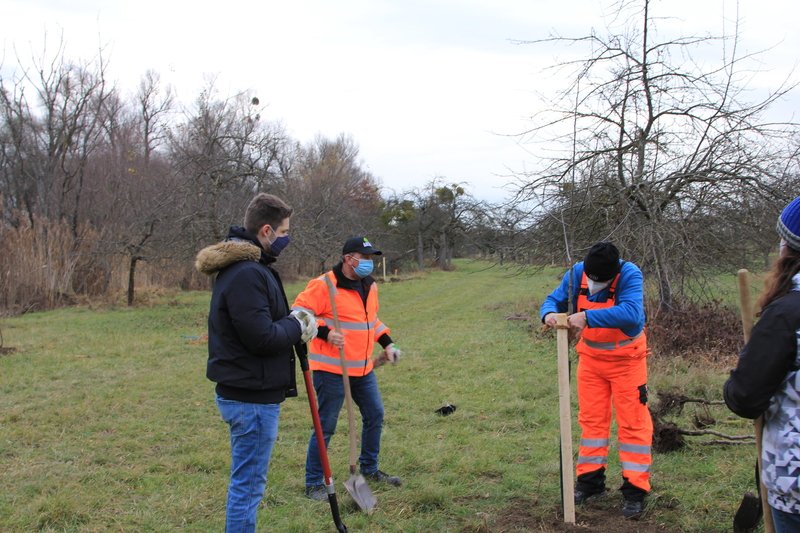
[0,260,760,532]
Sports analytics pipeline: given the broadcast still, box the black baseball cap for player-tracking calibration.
[342,236,382,255]
[584,242,620,281]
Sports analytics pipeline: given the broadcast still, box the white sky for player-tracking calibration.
[1,0,798,202]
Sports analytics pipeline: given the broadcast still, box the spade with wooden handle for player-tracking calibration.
[733,269,774,533]
[323,275,377,513]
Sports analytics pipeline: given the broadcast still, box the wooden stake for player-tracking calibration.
[738,269,774,533]
[555,313,576,524]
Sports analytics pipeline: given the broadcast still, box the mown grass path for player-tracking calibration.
[0,260,755,532]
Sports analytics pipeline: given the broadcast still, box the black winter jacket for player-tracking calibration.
[724,290,800,419]
[723,278,800,513]
[196,226,302,404]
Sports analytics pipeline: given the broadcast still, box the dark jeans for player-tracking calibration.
[305,370,384,486]
[771,506,800,533]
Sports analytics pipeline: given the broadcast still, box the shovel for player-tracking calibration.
[296,342,348,532]
[324,275,377,513]
[733,269,773,533]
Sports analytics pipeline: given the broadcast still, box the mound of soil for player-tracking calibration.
[482,495,683,533]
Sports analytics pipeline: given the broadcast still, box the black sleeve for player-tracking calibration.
[377,333,394,348]
[723,297,799,419]
[227,266,302,355]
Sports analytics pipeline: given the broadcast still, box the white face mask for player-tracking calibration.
[587,279,612,295]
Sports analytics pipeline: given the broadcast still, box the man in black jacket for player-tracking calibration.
[196,192,317,533]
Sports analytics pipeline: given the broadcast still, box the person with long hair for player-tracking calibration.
[724,195,800,533]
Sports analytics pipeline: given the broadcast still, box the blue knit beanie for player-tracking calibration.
[777,196,800,251]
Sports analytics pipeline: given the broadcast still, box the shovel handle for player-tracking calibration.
[737,269,774,533]
[297,345,348,532]
[737,269,754,343]
[324,275,359,470]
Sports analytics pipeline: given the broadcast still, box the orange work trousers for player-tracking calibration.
[575,352,652,492]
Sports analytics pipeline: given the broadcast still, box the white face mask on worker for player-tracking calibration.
[587,279,612,295]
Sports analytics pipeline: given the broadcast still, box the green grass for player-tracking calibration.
[0,260,759,532]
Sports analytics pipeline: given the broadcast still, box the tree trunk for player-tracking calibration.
[416,232,424,270]
[653,246,673,312]
[127,256,139,306]
[440,231,449,269]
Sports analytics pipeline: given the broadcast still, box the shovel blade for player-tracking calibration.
[733,492,762,533]
[344,474,377,513]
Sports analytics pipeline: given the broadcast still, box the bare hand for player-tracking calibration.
[567,311,587,331]
[544,313,558,327]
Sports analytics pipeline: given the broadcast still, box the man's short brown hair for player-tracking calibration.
[244,193,293,234]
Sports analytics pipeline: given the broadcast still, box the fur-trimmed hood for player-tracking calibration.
[195,240,261,276]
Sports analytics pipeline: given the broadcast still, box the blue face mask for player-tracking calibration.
[354,258,374,278]
[267,228,290,256]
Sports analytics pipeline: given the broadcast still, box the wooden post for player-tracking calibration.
[555,313,576,524]
[737,269,754,343]
[738,269,774,533]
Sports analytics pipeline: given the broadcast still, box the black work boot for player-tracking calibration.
[574,486,606,505]
[364,469,402,486]
[622,497,645,519]
[574,468,607,505]
[620,478,647,520]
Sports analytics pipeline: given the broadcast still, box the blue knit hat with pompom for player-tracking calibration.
[777,196,800,251]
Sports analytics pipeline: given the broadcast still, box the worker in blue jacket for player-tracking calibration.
[540,242,651,520]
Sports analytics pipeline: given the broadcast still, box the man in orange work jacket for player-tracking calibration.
[293,236,402,501]
[540,242,651,520]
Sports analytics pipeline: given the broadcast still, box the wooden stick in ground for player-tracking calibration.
[555,313,576,524]
[738,268,774,533]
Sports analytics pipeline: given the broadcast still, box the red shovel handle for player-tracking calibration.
[298,346,347,532]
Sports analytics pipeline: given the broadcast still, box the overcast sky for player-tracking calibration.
[1,0,798,202]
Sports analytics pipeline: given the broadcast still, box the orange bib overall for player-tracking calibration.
[575,273,652,492]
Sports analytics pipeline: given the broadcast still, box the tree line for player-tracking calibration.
[2,0,799,314]
[0,42,500,312]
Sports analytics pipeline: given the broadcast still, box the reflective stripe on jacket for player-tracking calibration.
[292,270,390,377]
[576,272,647,359]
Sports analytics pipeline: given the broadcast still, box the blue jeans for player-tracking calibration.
[216,396,281,533]
[305,370,384,486]
[771,506,800,533]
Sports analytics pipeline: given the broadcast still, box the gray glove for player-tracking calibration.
[386,344,402,364]
[374,344,402,368]
[290,309,318,343]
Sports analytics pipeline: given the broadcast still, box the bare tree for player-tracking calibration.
[511,0,799,309]
[381,179,479,270]
[282,134,384,274]
[169,82,288,250]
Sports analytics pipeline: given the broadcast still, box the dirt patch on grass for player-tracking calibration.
[0,346,16,356]
[477,496,683,533]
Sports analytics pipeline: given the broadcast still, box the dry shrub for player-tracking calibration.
[646,299,743,365]
[0,217,102,312]
[0,217,203,314]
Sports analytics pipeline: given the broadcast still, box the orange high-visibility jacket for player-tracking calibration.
[292,270,390,377]
[576,273,647,358]
[575,271,652,492]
